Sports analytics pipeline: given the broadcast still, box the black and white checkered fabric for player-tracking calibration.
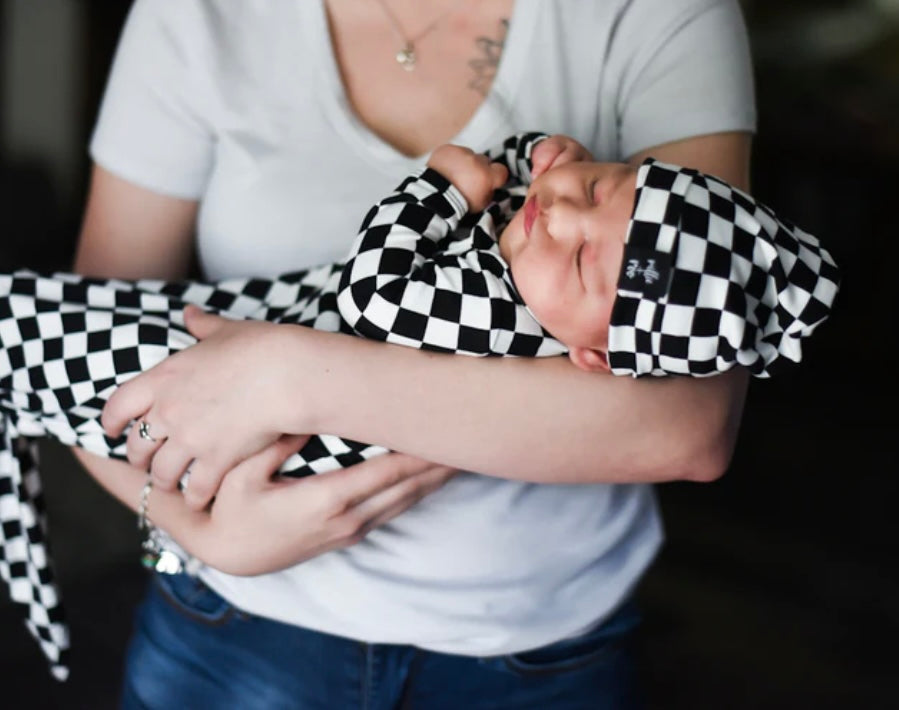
[338,170,564,358]
[0,135,841,679]
[0,266,366,680]
[608,159,841,377]
[0,133,564,679]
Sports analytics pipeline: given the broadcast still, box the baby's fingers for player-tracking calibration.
[530,137,564,179]
[489,162,509,191]
[531,135,593,178]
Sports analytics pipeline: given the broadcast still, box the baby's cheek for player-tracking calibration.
[590,297,615,350]
[498,213,525,262]
[518,270,569,337]
[511,261,542,312]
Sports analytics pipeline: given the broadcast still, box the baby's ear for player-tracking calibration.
[568,347,610,373]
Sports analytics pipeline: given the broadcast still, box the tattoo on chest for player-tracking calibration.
[468,19,509,96]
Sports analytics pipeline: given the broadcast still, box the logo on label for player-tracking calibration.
[625,258,661,285]
[619,247,671,298]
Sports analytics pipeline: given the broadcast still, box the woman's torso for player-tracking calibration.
[90,0,754,654]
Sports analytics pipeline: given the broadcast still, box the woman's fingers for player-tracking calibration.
[124,414,166,470]
[103,306,227,438]
[175,457,224,510]
[104,373,158,438]
[310,452,440,513]
[291,454,455,544]
[182,304,226,340]
[102,315,296,499]
[186,434,308,511]
[212,435,309,498]
[199,451,454,576]
[264,434,313,475]
[352,464,456,533]
[148,440,194,492]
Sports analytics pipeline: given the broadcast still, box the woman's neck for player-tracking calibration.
[324,0,514,157]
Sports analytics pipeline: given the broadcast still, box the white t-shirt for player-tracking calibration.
[90,0,755,656]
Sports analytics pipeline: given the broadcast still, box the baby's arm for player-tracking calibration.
[426,144,509,212]
[336,145,565,358]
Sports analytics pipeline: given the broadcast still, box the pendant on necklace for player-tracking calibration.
[396,43,416,71]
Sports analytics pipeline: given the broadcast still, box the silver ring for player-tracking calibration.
[138,420,157,443]
[179,468,191,493]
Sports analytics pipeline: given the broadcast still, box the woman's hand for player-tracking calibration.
[186,437,456,575]
[103,305,309,510]
[530,134,593,178]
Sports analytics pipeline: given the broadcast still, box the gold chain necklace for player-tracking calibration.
[373,0,462,71]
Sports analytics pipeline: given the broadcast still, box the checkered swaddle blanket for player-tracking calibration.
[0,132,839,679]
[0,266,364,680]
[0,134,561,679]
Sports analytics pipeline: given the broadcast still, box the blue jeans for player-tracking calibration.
[120,572,644,710]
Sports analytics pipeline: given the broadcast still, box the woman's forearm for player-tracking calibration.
[297,131,755,484]
[286,328,748,484]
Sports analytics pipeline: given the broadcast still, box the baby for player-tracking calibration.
[1,132,841,484]
[0,132,840,677]
[340,132,840,377]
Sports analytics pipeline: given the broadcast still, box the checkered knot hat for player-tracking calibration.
[607,159,840,378]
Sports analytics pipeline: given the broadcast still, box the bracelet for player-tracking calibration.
[137,478,153,533]
[137,477,186,575]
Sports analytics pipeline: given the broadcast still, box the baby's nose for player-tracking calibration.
[547,199,589,242]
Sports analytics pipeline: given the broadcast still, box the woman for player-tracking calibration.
[72,1,755,707]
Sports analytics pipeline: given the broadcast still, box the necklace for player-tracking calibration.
[374,0,462,71]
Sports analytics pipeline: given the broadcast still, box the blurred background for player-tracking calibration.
[0,1,896,707]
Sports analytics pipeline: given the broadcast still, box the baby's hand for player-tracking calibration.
[531,134,594,179]
[428,144,509,212]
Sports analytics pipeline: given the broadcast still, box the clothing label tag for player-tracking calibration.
[618,247,672,298]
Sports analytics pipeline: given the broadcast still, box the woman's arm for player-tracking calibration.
[73,164,453,530]
[71,441,453,576]
[105,131,753,486]
[264,321,747,484]
[75,165,198,279]
[70,165,198,506]
[629,131,752,189]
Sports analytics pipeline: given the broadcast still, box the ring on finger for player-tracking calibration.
[179,467,192,493]
[138,420,158,443]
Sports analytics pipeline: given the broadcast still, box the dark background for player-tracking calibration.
[1,1,896,707]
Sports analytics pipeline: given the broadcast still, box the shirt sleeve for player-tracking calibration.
[88,0,216,199]
[611,0,757,158]
[337,169,565,357]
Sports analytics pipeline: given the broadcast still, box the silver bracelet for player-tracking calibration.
[137,478,153,533]
[137,477,187,575]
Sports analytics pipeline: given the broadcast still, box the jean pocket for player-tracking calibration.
[152,571,238,627]
[498,601,642,677]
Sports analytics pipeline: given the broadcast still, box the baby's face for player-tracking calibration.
[499,160,638,352]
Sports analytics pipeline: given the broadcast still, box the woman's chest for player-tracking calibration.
[325,0,516,157]
[196,135,408,279]
[194,1,619,278]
